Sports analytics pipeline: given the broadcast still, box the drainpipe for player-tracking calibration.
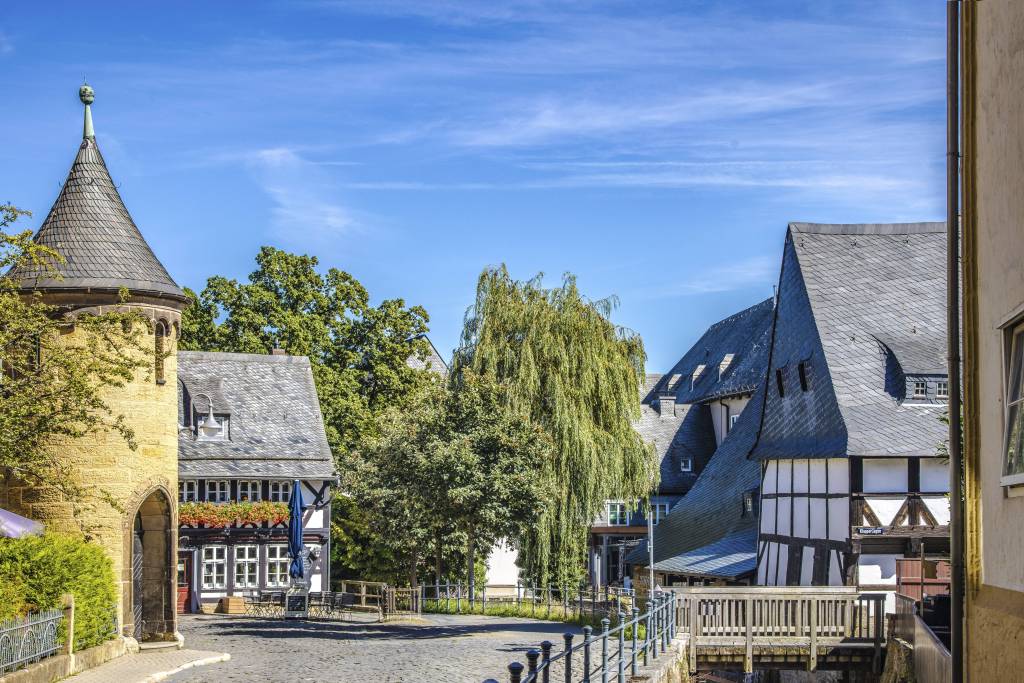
[946,2,964,682]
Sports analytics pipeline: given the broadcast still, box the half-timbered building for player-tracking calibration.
[749,223,950,600]
[175,351,336,612]
[623,299,772,586]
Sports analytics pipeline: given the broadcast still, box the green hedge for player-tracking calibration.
[0,533,118,650]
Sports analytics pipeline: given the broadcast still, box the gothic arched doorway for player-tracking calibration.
[129,488,174,641]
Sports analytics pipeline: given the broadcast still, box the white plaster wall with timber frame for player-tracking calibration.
[756,458,850,587]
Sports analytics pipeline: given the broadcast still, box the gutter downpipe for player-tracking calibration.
[946,2,964,682]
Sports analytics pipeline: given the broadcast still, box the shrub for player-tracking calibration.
[0,533,118,650]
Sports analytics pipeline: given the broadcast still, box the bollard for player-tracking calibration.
[617,611,626,683]
[509,661,524,683]
[631,607,639,676]
[540,640,552,683]
[526,649,540,678]
[562,585,568,618]
[563,632,574,683]
[600,617,610,683]
[582,625,593,683]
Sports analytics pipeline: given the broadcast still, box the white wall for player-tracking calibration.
[487,539,519,586]
[920,458,949,492]
[862,459,908,492]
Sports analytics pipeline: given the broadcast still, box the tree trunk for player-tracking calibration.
[435,529,443,584]
[467,523,476,605]
[409,550,419,589]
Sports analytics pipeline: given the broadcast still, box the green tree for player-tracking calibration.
[179,246,435,582]
[350,372,552,590]
[179,246,431,458]
[453,266,655,587]
[0,204,150,509]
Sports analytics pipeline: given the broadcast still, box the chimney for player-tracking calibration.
[271,347,287,356]
[657,392,676,418]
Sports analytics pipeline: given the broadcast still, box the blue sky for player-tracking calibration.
[0,1,947,371]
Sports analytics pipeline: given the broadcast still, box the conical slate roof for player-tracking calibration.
[8,88,186,301]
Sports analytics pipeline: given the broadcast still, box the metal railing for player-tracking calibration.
[483,591,676,683]
[0,609,64,675]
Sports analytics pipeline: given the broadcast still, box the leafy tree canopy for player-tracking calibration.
[349,371,553,588]
[453,266,655,587]
[179,246,431,458]
[0,204,152,510]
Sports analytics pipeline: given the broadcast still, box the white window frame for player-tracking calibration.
[269,481,291,503]
[607,502,628,526]
[937,381,949,400]
[1002,320,1024,486]
[233,545,258,589]
[206,480,230,503]
[201,545,226,590]
[178,480,197,503]
[237,480,262,502]
[680,456,693,472]
[267,544,290,587]
[912,380,927,399]
[651,503,670,525]
[729,414,740,432]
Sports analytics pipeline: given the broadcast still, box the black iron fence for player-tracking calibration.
[482,591,677,683]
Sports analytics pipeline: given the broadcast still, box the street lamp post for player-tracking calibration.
[647,497,655,598]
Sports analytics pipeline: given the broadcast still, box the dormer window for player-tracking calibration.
[679,456,693,472]
[197,413,229,441]
[913,381,927,399]
[667,374,682,391]
[937,381,949,400]
[719,354,735,379]
[692,364,706,389]
[742,490,758,516]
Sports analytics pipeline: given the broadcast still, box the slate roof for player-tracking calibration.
[656,299,774,404]
[177,351,335,480]
[407,335,449,377]
[750,222,948,460]
[7,136,186,301]
[627,383,765,579]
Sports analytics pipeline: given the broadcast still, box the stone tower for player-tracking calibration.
[3,84,186,642]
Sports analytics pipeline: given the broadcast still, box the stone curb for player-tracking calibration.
[141,653,231,683]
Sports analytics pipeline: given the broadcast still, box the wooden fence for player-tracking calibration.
[674,586,887,673]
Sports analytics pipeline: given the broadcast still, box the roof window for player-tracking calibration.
[798,362,809,392]
[692,364,706,389]
[913,380,927,399]
[775,369,785,398]
[719,353,735,379]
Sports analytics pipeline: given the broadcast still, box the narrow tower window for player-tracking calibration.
[154,321,167,385]
[775,369,785,397]
[798,362,809,391]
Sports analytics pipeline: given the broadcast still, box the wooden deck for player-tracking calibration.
[671,586,887,674]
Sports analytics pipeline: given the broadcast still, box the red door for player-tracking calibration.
[176,552,192,614]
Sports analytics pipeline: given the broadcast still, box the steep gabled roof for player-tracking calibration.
[657,298,774,404]
[407,334,449,378]
[751,222,948,460]
[177,352,335,480]
[628,383,765,579]
[7,90,185,301]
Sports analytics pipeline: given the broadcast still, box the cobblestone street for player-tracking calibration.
[166,613,587,683]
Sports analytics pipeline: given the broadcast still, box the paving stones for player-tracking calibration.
[166,613,590,683]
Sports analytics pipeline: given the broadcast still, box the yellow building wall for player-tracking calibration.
[963,1,1024,678]
[0,303,181,636]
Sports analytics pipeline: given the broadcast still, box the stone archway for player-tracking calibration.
[128,488,175,641]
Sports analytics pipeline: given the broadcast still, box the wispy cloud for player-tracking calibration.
[628,256,779,302]
[243,147,363,244]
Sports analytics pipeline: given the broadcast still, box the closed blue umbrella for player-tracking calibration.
[288,479,305,580]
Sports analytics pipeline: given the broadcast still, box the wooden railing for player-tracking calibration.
[673,586,887,673]
[335,580,387,609]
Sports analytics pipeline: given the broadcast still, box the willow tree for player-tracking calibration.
[453,266,656,587]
